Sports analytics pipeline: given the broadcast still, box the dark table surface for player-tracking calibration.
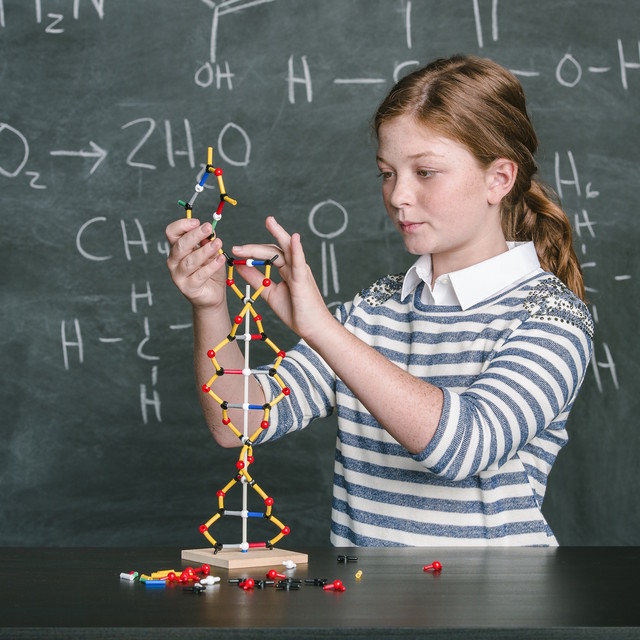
[1,546,640,639]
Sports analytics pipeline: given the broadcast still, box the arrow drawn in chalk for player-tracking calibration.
[50,141,108,175]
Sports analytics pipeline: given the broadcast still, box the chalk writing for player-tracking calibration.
[0,0,635,427]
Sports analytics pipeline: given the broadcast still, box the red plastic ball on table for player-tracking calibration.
[423,561,442,572]
[323,579,345,591]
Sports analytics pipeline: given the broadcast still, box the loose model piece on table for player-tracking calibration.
[177,147,308,570]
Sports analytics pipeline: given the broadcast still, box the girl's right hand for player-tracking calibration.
[165,218,228,310]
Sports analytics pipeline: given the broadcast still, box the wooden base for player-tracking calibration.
[181,547,309,570]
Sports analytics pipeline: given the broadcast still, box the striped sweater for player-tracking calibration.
[257,270,593,547]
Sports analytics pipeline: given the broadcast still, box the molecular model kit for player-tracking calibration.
[178,147,308,570]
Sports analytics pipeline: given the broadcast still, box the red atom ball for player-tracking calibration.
[261,420,269,429]
[423,561,442,572]
[262,278,271,287]
[214,167,223,176]
[254,315,262,322]
[234,315,243,325]
[226,278,234,286]
[278,351,286,358]
[283,387,290,396]
[282,526,290,535]
[236,460,245,469]
[202,384,210,393]
[247,455,254,464]
[207,349,215,358]
[199,524,208,533]
[267,569,285,580]
[265,497,274,506]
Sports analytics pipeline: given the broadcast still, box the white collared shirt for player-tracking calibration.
[400,241,543,310]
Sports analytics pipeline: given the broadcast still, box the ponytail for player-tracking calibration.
[503,180,586,301]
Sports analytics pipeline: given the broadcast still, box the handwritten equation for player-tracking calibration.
[1,0,634,427]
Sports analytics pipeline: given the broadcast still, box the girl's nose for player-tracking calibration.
[388,173,415,209]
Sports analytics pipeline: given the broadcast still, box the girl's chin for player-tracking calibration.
[401,238,432,256]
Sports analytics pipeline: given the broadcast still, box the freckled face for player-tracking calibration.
[376,115,505,274]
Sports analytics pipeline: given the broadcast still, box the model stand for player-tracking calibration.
[178,147,308,569]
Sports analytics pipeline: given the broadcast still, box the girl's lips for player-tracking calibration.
[399,221,423,233]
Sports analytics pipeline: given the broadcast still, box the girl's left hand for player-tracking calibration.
[231,216,334,344]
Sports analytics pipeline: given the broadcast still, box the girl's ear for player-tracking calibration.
[486,158,518,205]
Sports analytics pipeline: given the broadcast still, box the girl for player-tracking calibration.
[166,54,593,546]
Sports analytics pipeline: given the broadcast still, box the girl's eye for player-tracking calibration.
[376,171,394,180]
[417,169,434,178]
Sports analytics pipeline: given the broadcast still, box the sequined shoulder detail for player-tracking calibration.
[523,277,594,339]
[359,273,405,307]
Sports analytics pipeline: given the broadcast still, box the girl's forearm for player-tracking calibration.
[193,304,265,447]
[304,316,443,455]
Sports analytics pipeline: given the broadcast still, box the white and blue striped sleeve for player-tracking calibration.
[253,307,348,443]
[414,294,593,481]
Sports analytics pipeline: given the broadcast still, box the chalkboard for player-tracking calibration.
[2,0,639,548]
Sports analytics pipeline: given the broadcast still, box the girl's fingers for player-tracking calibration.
[289,232,306,274]
[165,217,200,244]
[265,216,296,256]
[232,243,284,266]
[180,237,222,276]
[167,222,215,272]
[233,217,290,257]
